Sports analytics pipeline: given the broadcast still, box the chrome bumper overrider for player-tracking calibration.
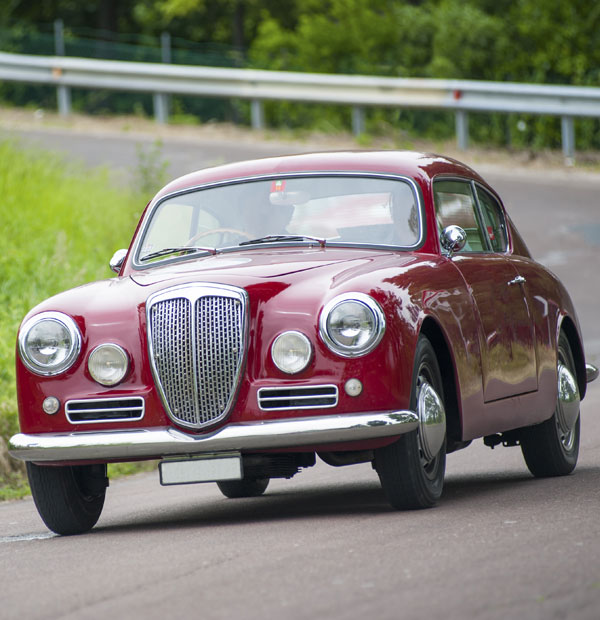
[8,410,418,463]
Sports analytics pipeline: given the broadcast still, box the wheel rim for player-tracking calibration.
[416,368,446,478]
[556,350,580,452]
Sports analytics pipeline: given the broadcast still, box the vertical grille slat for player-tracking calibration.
[147,284,247,429]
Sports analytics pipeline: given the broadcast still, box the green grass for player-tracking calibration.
[0,138,146,497]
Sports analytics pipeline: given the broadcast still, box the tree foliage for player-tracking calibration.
[3,0,600,148]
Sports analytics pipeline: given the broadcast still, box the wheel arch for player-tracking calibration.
[559,315,587,399]
[419,317,462,448]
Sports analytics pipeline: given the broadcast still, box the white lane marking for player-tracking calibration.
[0,532,57,543]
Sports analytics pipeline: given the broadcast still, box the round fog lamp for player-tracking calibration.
[88,344,129,386]
[271,331,312,374]
[344,378,363,397]
[42,397,60,415]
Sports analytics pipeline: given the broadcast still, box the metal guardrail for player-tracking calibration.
[2,50,600,161]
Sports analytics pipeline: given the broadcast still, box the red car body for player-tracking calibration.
[10,151,596,534]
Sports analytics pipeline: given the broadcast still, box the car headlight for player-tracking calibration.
[319,293,385,357]
[88,343,129,386]
[18,312,82,376]
[271,331,312,374]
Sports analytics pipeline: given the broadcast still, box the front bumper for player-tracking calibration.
[9,409,418,463]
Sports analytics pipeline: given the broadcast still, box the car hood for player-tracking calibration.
[129,248,385,286]
[24,248,423,322]
[128,247,419,289]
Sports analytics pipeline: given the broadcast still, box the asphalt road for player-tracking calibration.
[1,124,599,620]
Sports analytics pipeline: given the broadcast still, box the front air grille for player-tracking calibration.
[258,385,338,411]
[66,397,145,424]
[147,284,247,429]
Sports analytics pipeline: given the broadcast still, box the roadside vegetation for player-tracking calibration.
[2,1,600,151]
[0,138,146,499]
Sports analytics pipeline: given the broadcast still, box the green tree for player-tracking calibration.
[251,0,435,76]
[427,1,508,80]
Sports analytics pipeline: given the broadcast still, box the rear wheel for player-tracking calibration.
[26,463,108,535]
[217,477,269,499]
[520,331,580,477]
[375,335,446,509]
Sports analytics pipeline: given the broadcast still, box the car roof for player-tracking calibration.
[153,150,490,200]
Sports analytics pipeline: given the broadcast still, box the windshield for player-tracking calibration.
[136,175,421,264]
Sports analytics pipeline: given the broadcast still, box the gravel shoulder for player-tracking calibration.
[3,105,600,184]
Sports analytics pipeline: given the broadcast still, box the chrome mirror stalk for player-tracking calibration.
[440,225,467,257]
[109,249,128,274]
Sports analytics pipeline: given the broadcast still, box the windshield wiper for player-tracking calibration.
[239,234,326,248]
[140,246,217,262]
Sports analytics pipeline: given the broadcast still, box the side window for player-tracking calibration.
[475,187,508,252]
[433,180,487,253]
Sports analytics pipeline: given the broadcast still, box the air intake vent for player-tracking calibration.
[258,385,338,411]
[66,397,145,424]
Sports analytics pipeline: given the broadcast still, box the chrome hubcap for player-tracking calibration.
[556,362,580,450]
[417,379,446,463]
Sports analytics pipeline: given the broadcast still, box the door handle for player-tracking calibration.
[508,275,526,286]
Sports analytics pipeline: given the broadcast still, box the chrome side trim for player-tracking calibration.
[9,410,418,463]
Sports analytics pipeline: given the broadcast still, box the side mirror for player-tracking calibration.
[440,225,467,257]
[109,249,128,274]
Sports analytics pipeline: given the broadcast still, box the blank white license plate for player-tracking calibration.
[159,454,242,486]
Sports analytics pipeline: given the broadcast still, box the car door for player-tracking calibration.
[434,179,538,402]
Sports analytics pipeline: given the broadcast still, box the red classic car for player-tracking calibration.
[10,151,598,535]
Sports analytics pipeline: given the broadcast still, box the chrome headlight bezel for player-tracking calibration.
[18,311,82,376]
[88,343,130,386]
[319,293,385,358]
[271,330,313,374]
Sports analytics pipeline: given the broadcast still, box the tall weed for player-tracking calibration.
[0,139,143,491]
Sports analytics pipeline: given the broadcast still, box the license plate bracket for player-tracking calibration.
[159,453,243,486]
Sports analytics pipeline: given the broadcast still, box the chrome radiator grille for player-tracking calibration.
[147,284,247,429]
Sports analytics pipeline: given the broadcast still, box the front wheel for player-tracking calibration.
[27,463,108,535]
[520,331,580,477]
[375,335,446,510]
[216,477,269,499]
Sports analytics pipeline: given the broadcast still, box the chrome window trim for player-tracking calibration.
[65,396,145,425]
[146,282,249,430]
[131,172,426,269]
[18,311,82,376]
[258,384,339,411]
[472,182,510,254]
[319,292,386,358]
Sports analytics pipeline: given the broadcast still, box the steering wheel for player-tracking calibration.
[187,227,253,246]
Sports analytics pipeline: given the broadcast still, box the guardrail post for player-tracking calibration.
[251,99,265,129]
[158,32,171,122]
[53,19,71,117]
[153,93,169,124]
[57,85,72,117]
[455,110,469,150]
[561,116,575,165]
[352,106,365,135]
[160,32,172,64]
